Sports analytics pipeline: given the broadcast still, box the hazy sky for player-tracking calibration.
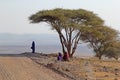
[0,0,120,34]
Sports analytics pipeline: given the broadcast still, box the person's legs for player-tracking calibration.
[32,48,35,53]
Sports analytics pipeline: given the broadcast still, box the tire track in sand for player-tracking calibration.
[0,56,69,80]
[0,63,16,80]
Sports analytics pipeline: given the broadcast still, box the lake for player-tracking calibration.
[0,45,94,57]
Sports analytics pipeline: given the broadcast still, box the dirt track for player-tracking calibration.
[0,56,68,80]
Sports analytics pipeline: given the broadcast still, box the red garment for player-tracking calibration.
[63,52,69,61]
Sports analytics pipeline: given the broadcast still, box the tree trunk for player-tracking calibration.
[95,53,102,59]
[67,32,72,57]
[58,33,66,54]
[98,56,102,59]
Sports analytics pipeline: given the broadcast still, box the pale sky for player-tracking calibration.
[0,0,120,34]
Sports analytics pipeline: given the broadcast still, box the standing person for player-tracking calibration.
[31,41,35,53]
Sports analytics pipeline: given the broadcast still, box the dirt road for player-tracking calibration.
[0,56,68,80]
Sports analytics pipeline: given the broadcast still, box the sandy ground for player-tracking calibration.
[0,55,69,80]
[0,53,120,80]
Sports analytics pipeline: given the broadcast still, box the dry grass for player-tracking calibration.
[66,57,120,80]
[24,53,120,80]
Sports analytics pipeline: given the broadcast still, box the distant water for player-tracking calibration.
[0,45,93,56]
[0,45,59,54]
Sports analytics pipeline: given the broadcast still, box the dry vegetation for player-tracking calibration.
[25,53,120,80]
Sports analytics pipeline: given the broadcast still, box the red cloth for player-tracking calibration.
[63,52,69,61]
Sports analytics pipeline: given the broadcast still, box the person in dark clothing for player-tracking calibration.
[31,41,35,53]
[57,52,63,61]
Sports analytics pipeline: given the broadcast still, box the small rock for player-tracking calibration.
[47,63,54,67]
[65,68,70,72]
[104,75,109,77]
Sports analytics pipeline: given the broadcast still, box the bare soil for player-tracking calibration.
[0,54,69,80]
[0,53,120,80]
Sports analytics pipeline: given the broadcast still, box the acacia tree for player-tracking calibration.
[81,26,118,59]
[104,40,120,60]
[29,8,103,57]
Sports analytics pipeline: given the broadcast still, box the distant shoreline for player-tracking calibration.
[0,45,94,57]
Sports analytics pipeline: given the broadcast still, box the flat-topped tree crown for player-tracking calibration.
[29,8,104,57]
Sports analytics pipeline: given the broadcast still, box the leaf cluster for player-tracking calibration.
[29,8,104,29]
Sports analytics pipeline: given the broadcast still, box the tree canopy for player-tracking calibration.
[29,8,104,57]
[29,8,120,59]
[81,26,119,59]
[104,40,120,60]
